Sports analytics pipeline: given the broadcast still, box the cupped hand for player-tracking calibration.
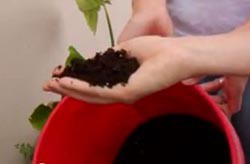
[44,36,189,104]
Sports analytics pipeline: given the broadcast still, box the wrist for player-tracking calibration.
[163,27,250,80]
[174,33,245,77]
[172,36,219,78]
[161,38,197,81]
[132,0,167,15]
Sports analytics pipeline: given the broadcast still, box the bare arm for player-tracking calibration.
[118,0,172,42]
[181,24,250,77]
[132,0,167,12]
[44,22,250,105]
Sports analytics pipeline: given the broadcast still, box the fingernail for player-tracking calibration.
[182,79,196,85]
[43,82,52,91]
[43,85,49,91]
[218,78,224,84]
[51,77,60,82]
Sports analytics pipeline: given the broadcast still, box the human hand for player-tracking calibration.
[44,21,250,105]
[183,76,248,118]
[182,21,250,118]
[118,0,173,43]
[218,76,248,118]
[44,36,190,104]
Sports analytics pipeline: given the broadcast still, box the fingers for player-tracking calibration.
[43,78,117,104]
[209,95,232,118]
[59,77,112,98]
[208,89,239,118]
[219,104,232,119]
[182,76,204,85]
[205,76,247,117]
[200,78,224,92]
[228,96,243,115]
[63,77,139,103]
[210,95,224,104]
[222,76,248,114]
[44,62,153,104]
[198,77,231,117]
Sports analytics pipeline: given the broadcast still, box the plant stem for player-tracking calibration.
[103,4,115,47]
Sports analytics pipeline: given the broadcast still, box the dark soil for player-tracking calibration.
[59,48,140,88]
[114,115,231,164]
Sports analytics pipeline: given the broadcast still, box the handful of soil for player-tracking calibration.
[115,115,231,164]
[59,48,139,88]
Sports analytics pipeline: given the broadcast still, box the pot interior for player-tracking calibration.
[115,114,231,164]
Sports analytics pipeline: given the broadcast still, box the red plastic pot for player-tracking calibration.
[33,83,245,164]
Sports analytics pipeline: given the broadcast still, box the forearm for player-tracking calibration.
[132,0,167,14]
[180,31,250,77]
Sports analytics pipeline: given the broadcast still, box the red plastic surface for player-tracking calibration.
[33,84,245,164]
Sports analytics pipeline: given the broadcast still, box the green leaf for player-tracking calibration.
[75,0,112,33]
[76,0,101,11]
[66,46,84,67]
[29,104,53,131]
[83,9,99,34]
[76,0,101,33]
[15,143,34,161]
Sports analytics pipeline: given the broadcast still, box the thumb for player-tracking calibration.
[182,76,204,85]
[200,78,224,92]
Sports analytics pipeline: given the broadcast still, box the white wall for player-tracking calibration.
[0,0,130,163]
